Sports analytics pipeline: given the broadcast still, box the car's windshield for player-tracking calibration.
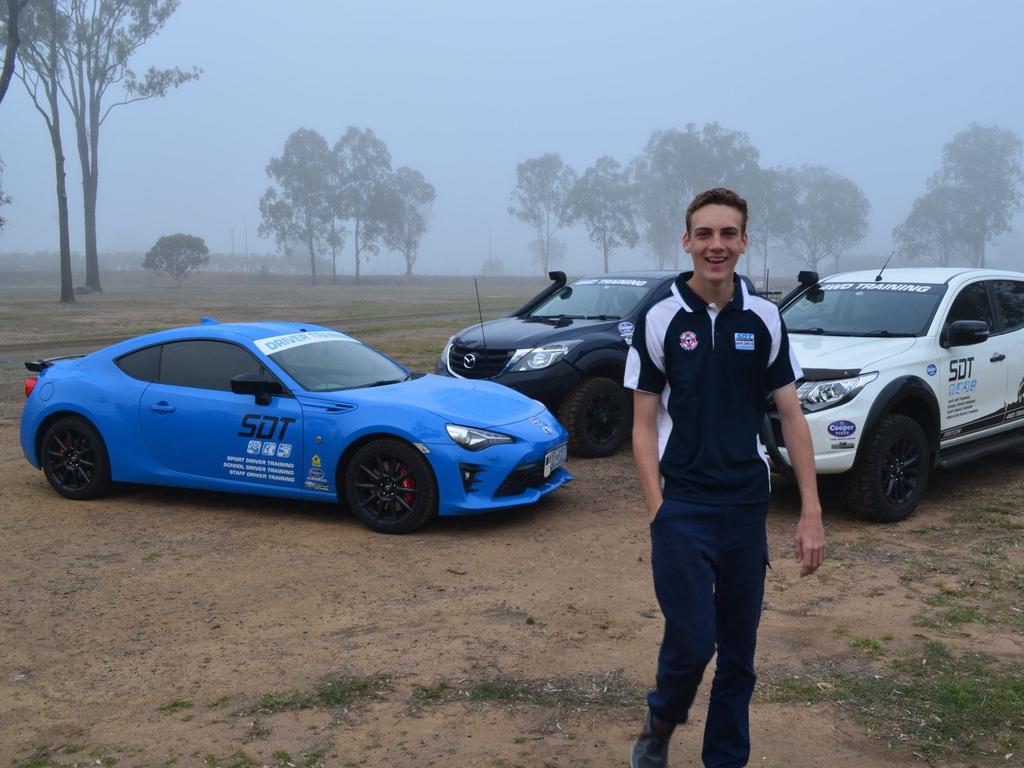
[529,277,656,319]
[258,332,408,392]
[782,281,947,337]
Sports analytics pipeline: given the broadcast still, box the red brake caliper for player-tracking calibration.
[398,462,416,504]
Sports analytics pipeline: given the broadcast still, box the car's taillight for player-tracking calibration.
[25,376,38,398]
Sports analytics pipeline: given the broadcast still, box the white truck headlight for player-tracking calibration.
[797,372,877,412]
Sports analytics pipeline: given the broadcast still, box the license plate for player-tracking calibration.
[544,443,567,478]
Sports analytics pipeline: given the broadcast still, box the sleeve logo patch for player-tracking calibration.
[734,332,755,351]
[679,330,699,351]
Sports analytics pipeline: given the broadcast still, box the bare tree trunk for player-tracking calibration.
[83,107,102,291]
[353,219,361,283]
[49,118,74,303]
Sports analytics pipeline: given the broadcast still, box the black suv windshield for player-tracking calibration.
[268,337,407,392]
[530,278,655,319]
[782,282,947,337]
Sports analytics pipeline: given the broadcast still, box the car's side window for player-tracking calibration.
[159,340,264,391]
[993,280,1024,333]
[116,344,161,382]
[946,282,994,329]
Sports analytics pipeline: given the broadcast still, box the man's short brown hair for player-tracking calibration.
[685,187,748,234]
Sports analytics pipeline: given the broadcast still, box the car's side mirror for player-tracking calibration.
[231,372,284,405]
[940,320,990,348]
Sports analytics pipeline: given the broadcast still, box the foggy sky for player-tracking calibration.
[2,0,1023,278]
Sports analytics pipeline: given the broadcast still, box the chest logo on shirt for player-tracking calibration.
[734,332,755,351]
[679,330,699,351]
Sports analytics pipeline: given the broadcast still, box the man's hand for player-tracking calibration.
[794,512,826,576]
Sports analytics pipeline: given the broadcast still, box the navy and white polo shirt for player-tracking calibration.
[624,272,801,505]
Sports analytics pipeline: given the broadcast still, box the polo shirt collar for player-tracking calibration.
[673,271,746,313]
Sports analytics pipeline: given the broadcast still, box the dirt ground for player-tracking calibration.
[1,280,1022,768]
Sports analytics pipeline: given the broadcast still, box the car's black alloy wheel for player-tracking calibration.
[40,416,112,500]
[343,438,438,534]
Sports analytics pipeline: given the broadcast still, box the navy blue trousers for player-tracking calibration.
[648,498,769,768]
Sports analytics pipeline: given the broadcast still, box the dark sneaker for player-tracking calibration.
[630,710,675,768]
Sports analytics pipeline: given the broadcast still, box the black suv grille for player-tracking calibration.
[447,343,514,379]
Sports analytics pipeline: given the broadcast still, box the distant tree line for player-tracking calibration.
[258,127,435,284]
[509,121,1023,279]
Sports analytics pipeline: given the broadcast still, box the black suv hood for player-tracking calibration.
[453,316,623,349]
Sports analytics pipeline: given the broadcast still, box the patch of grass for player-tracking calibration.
[759,641,1024,762]
[244,719,270,741]
[832,625,850,637]
[409,670,645,710]
[207,695,230,708]
[410,679,453,703]
[202,751,260,768]
[943,605,984,624]
[314,671,391,708]
[849,637,883,656]
[244,671,390,716]
[158,698,194,713]
[245,689,313,715]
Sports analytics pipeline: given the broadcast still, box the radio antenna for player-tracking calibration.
[875,249,896,282]
[474,277,488,355]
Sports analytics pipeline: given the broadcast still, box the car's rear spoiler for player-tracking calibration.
[25,355,84,372]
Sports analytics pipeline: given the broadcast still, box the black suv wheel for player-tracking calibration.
[558,376,630,458]
[845,414,930,522]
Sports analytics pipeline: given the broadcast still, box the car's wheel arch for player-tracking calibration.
[33,410,106,468]
[334,432,438,502]
[858,376,940,468]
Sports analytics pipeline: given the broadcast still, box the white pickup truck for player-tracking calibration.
[765,267,1024,521]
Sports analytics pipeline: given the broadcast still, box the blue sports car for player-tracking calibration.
[20,319,571,533]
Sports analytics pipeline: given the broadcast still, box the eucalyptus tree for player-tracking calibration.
[16,0,73,302]
[508,153,576,274]
[55,0,199,292]
[332,126,393,281]
[382,166,435,276]
[929,123,1023,267]
[786,165,869,274]
[566,156,637,273]
[893,185,970,267]
[744,166,797,285]
[258,128,333,285]
[631,123,759,269]
[142,232,209,286]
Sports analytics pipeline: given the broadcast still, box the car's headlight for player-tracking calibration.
[446,424,514,450]
[507,340,582,372]
[797,372,878,412]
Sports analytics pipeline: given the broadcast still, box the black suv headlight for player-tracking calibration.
[507,340,582,372]
[796,372,877,412]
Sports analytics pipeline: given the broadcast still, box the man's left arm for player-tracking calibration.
[773,383,826,576]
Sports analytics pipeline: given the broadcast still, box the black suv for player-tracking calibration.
[436,270,683,457]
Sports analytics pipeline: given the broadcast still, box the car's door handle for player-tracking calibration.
[991,353,1006,362]
[146,402,176,413]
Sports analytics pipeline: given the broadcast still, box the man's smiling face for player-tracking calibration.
[683,204,748,289]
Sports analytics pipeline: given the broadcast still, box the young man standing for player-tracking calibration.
[625,188,825,768]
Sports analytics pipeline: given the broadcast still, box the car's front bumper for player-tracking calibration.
[763,401,870,475]
[424,410,573,516]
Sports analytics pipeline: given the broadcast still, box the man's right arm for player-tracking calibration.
[632,390,662,522]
